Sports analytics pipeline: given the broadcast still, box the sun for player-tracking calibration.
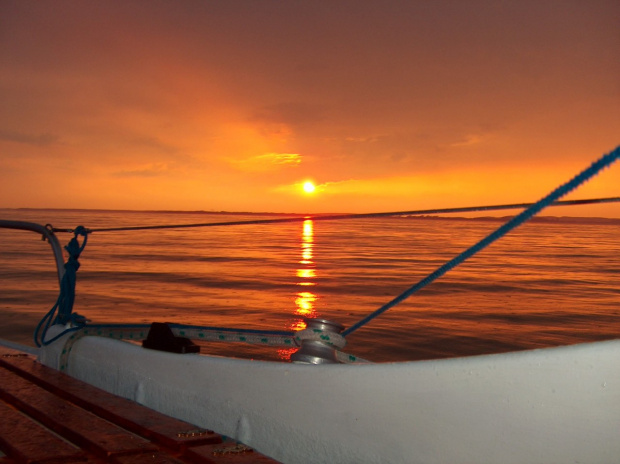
[302,181,316,194]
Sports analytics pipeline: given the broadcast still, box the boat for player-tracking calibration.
[1,147,619,463]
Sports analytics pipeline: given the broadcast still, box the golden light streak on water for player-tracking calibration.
[282,219,319,359]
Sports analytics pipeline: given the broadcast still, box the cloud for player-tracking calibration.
[449,134,486,147]
[246,102,329,143]
[127,136,181,156]
[0,129,59,146]
[250,102,326,126]
[110,163,173,178]
[228,153,302,172]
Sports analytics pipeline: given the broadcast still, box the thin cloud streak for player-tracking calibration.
[0,129,59,146]
[228,153,303,173]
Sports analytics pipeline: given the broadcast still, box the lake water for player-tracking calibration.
[1,208,619,362]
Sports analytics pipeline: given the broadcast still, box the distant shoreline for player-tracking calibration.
[2,207,619,225]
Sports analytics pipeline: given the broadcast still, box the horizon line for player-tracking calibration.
[2,205,620,225]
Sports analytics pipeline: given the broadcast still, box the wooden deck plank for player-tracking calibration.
[0,366,155,459]
[0,400,86,464]
[0,347,281,464]
[0,355,220,450]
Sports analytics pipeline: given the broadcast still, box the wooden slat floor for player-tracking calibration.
[0,346,280,464]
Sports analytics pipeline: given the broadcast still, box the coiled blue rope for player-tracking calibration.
[343,146,620,336]
[34,226,89,347]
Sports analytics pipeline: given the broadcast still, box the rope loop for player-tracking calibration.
[34,225,89,347]
[293,328,347,349]
[65,226,88,261]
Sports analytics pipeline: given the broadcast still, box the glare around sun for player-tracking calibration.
[303,181,316,194]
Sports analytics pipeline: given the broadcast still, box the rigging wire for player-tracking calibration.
[342,145,620,336]
[52,196,620,234]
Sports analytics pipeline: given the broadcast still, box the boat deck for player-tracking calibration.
[0,346,280,464]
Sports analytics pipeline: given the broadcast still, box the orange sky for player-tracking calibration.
[1,1,619,216]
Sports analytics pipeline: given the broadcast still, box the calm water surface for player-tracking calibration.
[1,209,619,362]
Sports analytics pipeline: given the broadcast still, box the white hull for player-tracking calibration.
[39,328,620,464]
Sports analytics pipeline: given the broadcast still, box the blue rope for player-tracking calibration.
[34,226,89,347]
[343,146,620,337]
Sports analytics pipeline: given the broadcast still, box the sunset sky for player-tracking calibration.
[1,1,619,216]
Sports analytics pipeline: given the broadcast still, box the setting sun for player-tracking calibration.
[302,181,316,194]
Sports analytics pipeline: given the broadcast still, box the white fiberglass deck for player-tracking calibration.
[40,327,620,464]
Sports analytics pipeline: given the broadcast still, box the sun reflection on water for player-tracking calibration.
[279,219,318,359]
[296,219,317,319]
